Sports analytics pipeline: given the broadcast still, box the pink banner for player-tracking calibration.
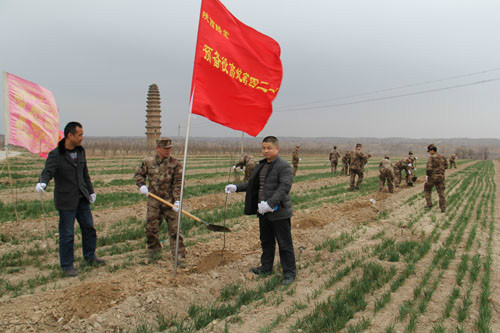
[7,73,60,158]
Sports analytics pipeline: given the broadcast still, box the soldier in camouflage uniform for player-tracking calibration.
[329,146,341,174]
[292,146,300,176]
[341,151,350,176]
[379,156,394,193]
[408,151,417,169]
[349,144,370,191]
[134,138,186,264]
[234,154,256,182]
[393,157,415,188]
[424,144,447,212]
[449,153,457,168]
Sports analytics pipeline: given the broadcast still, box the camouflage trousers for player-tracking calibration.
[292,163,298,176]
[379,169,394,193]
[341,162,349,175]
[394,167,410,187]
[424,179,446,211]
[450,161,457,169]
[146,198,186,258]
[244,166,255,182]
[330,160,338,174]
[349,169,363,190]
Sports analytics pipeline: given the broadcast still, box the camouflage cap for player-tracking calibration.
[408,151,413,155]
[356,143,362,148]
[295,145,300,148]
[384,155,390,159]
[333,145,337,149]
[427,144,437,152]
[156,137,173,148]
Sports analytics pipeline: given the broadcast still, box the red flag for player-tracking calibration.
[191,0,283,136]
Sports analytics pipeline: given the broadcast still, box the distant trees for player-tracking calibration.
[455,146,490,160]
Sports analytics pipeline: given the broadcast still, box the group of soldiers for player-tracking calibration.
[132,139,454,265]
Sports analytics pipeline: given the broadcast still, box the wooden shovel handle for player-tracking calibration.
[147,192,201,223]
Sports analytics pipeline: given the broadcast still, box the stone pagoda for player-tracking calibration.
[145,84,162,147]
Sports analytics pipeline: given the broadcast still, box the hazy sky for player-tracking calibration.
[1,0,499,139]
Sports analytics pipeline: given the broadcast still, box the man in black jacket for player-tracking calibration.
[36,122,104,277]
[225,136,297,285]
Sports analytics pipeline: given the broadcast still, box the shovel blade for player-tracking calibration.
[207,224,231,232]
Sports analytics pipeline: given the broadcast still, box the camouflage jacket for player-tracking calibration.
[379,158,393,171]
[394,158,413,170]
[449,154,456,161]
[292,151,299,164]
[134,155,183,201]
[329,150,340,162]
[426,153,447,181]
[235,155,256,169]
[342,152,350,164]
[350,150,369,171]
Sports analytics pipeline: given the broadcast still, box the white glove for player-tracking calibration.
[258,201,274,215]
[35,183,47,193]
[232,165,237,170]
[89,193,96,204]
[425,176,428,182]
[408,163,412,167]
[225,184,237,194]
[172,200,180,212]
[299,158,302,161]
[140,185,148,195]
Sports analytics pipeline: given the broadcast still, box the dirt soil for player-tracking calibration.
[0,160,498,333]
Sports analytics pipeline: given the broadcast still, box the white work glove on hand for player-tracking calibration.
[425,176,428,182]
[172,200,180,212]
[258,201,274,215]
[225,184,237,194]
[299,158,302,161]
[35,183,47,193]
[140,185,148,195]
[89,193,96,204]
[232,165,237,170]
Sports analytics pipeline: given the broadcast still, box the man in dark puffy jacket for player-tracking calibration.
[36,122,104,277]
[225,136,296,285]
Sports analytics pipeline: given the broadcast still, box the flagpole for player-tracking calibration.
[240,132,244,155]
[2,71,9,146]
[173,87,195,277]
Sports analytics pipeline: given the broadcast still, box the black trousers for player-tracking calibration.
[258,215,297,278]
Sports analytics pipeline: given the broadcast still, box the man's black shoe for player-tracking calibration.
[250,266,272,275]
[282,276,295,285]
[85,257,106,266]
[441,208,446,213]
[425,205,433,209]
[63,268,78,277]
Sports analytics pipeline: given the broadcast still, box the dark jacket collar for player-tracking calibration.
[58,138,84,154]
[259,155,279,165]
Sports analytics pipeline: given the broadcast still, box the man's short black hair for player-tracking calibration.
[262,136,279,146]
[64,122,82,138]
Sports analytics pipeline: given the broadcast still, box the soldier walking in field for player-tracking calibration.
[341,151,350,176]
[292,145,300,176]
[449,153,457,168]
[349,144,370,191]
[234,153,256,182]
[424,144,447,213]
[379,156,394,193]
[134,138,186,266]
[329,146,341,174]
[393,157,415,188]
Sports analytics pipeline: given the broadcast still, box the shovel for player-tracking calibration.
[148,193,231,233]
